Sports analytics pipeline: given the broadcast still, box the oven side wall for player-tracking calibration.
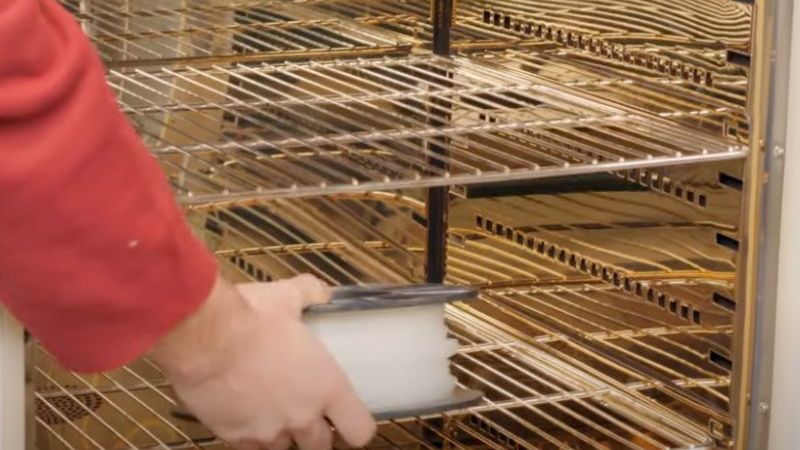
[766,0,800,447]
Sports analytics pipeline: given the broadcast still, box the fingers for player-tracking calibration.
[266,433,293,450]
[293,419,333,450]
[288,274,331,310]
[326,390,376,448]
[230,439,262,450]
[230,432,291,450]
[237,274,330,314]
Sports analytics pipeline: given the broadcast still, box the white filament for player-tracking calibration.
[303,304,458,413]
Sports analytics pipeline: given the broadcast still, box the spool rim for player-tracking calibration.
[171,388,484,423]
[372,387,484,421]
[307,283,479,314]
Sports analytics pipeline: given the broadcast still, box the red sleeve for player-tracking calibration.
[0,0,218,372]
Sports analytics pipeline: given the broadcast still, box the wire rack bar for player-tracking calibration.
[65,0,412,67]
[193,197,423,284]
[110,55,744,203]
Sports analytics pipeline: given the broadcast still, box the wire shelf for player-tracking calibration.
[290,0,751,141]
[31,193,732,449]
[202,194,739,425]
[31,288,721,450]
[111,55,744,204]
[31,285,725,450]
[64,0,412,67]
[448,226,737,318]
[296,0,752,83]
[472,49,748,139]
[30,283,727,450]
[466,214,736,277]
[298,0,531,51]
[189,194,424,284]
[193,188,740,330]
[477,0,751,48]
[454,283,731,446]
[478,2,751,100]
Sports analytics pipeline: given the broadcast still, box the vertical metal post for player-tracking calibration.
[731,0,795,447]
[763,1,800,448]
[422,1,455,439]
[432,0,453,55]
[0,309,26,450]
[425,0,453,284]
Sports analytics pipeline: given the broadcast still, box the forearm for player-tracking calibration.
[0,0,217,372]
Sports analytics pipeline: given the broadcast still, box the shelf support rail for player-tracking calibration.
[425,0,454,283]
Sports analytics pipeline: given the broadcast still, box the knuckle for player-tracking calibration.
[354,424,378,447]
[297,274,327,295]
[287,414,317,431]
[291,420,315,432]
[256,426,282,443]
[294,273,318,285]
[261,430,280,443]
[283,296,303,312]
[330,378,355,398]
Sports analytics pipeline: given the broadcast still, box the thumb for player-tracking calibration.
[237,274,331,314]
[284,273,332,311]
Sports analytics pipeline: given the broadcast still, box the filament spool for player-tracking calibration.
[171,284,482,423]
[304,284,482,419]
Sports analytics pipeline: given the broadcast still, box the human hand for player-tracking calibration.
[152,274,376,450]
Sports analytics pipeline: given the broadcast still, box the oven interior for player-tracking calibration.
[32,1,753,449]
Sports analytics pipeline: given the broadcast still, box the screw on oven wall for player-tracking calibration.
[759,402,770,414]
[774,145,786,158]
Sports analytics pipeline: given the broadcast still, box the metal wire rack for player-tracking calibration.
[477,2,751,103]
[193,189,740,293]
[294,0,751,58]
[455,282,732,447]
[29,191,735,449]
[476,0,751,47]
[111,54,744,204]
[455,165,744,222]
[282,0,751,140]
[467,215,736,277]
[451,221,736,284]
[297,0,532,51]
[63,0,412,67]
[472,49,748,139]
[32,282,724,450]
[42,2,753,447]
[188,194,425,284]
